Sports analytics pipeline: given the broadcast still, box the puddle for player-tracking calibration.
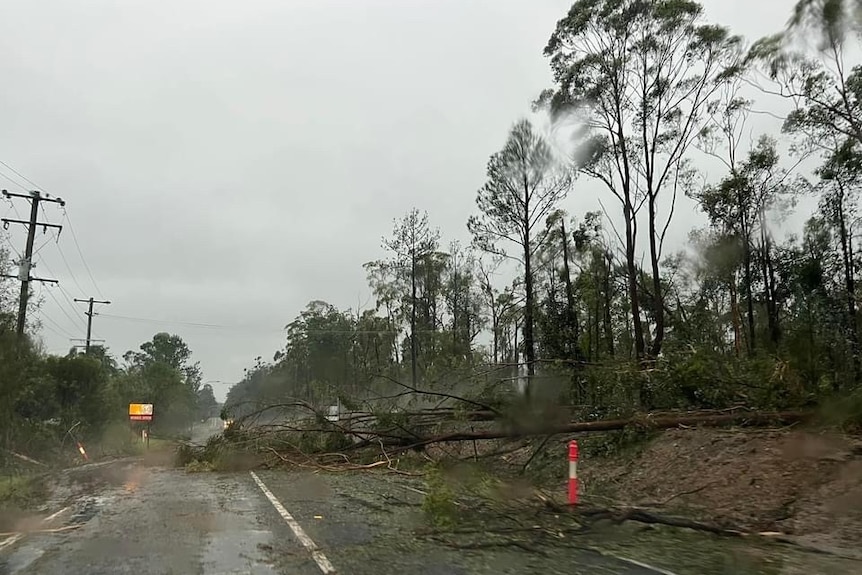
[202,527,278,574]
[68,494,115,525]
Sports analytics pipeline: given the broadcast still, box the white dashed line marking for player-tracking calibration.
[42,506,71,523]
[0,534,23,550]
[250,471,336,574]
[607,553,682,575]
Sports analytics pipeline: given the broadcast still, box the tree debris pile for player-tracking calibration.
[192,396,862,561]
[566,428,862,554]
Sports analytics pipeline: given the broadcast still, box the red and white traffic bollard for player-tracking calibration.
[568,440,579,505]
[77,441,89,462]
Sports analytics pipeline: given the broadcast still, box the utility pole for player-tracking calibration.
[74,297,111,353]
[1,190,64,339]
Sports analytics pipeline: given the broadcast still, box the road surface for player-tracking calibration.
[0,459,668,575]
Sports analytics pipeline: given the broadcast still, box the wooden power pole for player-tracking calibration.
[74,297,111,353]
[1,190,64,338]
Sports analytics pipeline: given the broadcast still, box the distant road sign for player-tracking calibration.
[129,403,153,416]
[129,403,154,421]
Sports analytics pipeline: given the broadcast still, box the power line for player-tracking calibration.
[38,309,77,339]
[38,202,90,298]
[0,169,26,192]
[2,190,64,337]
[60,207,103,298]
[96,312,414,335]
[0,159,41,190]
[35,255,88,329]
[55,243,88,296]
[2,235,22,260]
[0,159,104,299]
[97,312,264,330]
[1,189,23,221]
[40,283,87,333]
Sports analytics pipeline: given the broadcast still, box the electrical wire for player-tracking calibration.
[38,310,77,339]
[2,235,22,260]
[0,169,27,192]
[96,312,414,335]
[55,243,88,296]
[38,200,92,298]
[0,158,104,299]
[35,255,87,330]
[96,312,278,331]
[40,284,87,335]
[0,159,40,190]
[60,207,104,298]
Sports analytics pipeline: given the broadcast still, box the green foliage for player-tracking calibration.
[0,474,45,508]
[422,466,458,528]
[295,428,354,454]
[184,459,214,473]
[10,0,856,453]
[0,324,202,458]
[819,389,862,432]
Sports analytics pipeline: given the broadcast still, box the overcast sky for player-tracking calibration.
[0,0,799,401]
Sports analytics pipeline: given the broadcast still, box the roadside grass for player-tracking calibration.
[819,389,862,432]
[0,474,46,509]
[95,421,179,460]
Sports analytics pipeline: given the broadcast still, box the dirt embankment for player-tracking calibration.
[576,428,862,553]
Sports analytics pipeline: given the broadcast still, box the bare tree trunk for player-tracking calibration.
[522,170,536,399]
[729,273,741,357]
[410,251,418,387]
[559,219,580,352]
[740,194,756,354]
[743,240,756,354]
[523,235,536,397]
[648,194,665,358]
[836,185,860,385]
[603,251,615,357]
[625,201,644,360]
[759,211,780,346]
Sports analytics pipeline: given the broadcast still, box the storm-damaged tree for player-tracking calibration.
[694,136,799,350]
[814,139,862,382]
[441,241,485,367]
[368,209,440,386]
[468,118,572,397]
[540,0,743,369]
[695,77,759,353]
[751,0,862,154]
[788,0,862,52]
[283,301,356,401]
[477,256,522,366]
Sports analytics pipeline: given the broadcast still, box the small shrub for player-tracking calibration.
[184,459,214,473]
[422,467,457,528]
[819,390,862,432]
[0,475,45,508]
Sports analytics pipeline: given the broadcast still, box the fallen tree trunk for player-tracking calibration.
[389,410,811,451]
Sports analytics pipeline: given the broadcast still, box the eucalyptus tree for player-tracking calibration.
[468,118,572,395]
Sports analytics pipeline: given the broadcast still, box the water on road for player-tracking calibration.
[0,456,664,575]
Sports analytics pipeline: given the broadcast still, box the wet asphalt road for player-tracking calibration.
[0,423,663,575]
[0,463,667,575]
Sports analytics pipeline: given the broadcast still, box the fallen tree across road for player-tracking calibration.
[217,404,813,461]
[380,409,812,453]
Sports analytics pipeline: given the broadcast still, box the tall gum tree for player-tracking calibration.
[540,0,743,368]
